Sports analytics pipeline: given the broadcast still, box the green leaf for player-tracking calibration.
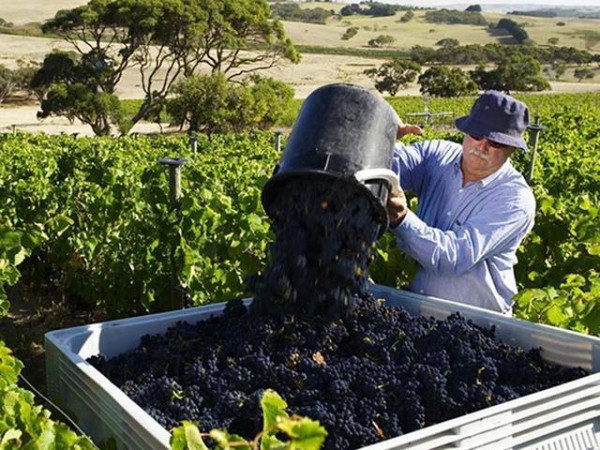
[47,215,75,237]
[261,434,288,450]
[261,389,288,432]
[587,243,600,256]
[277,417,327,450]
[170,421,210,450]
[0,428,22,446]
[209,429,251,449]
[545,304,569,325]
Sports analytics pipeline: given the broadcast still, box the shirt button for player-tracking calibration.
[419,290,424,294]
[447,211,451,216]
[459,189,464,193]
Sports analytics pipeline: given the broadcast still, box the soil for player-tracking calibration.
[1,262,105,397]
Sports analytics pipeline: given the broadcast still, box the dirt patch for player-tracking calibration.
[2,266,105,395]
[0,0,88,26]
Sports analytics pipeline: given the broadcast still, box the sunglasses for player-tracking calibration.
[468,134,511,149]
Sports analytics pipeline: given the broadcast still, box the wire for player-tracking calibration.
[17,372,100,449]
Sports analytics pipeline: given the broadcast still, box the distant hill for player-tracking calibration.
[508,8,600,19]
[362,2,600,17]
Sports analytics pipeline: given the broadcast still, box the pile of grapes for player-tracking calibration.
[88,177,589,449]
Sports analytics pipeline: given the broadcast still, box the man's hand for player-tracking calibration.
[387,189,408,228]
[397,123,423,139]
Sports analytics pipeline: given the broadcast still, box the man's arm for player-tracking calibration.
[391,191,535,276]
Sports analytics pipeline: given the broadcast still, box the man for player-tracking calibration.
[387,90,536,314]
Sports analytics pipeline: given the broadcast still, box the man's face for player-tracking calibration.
[461,134,515,181]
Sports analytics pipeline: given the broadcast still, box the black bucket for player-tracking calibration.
[261,83,399,234]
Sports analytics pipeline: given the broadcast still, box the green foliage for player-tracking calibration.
[341,26,359,41]
[0,341,95,448]
[364,58,421,96]
[465,5,482,12]
[398,11,414,23]
[496,18,530,44]
[38,83,124,136]
[167,73,294,134]
[340,3,403,17]
[469,55,550,92]
[435,38,460,48]
[418,66,477,97]
[0,64,16,104]
[550,59,567,80]
[424,9,487,25]
[296,45,409,60]
[270,3,333,24]
[409,42,594,66]
[574,67,596,81]
[170,390,327,450]
[368,34,396,48]
[548,37,559,45]
[0,131,280,316]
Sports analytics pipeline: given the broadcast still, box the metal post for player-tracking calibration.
[12,125,16,135]
[159,157,187,204]
[274,131,283,152]
[159,157,188,309]
[527,114,545,184]
[189,135,198,154]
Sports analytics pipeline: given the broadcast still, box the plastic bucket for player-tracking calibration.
[261,83,399,233]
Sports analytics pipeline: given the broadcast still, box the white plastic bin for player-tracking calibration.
[45,285,600,450]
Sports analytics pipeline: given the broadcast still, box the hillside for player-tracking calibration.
[283,3,600,53]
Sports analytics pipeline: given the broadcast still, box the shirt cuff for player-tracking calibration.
[390,210,426,237]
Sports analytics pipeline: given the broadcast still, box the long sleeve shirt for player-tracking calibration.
[390,139,536,313]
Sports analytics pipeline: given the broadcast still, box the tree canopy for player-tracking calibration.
[36,0,299,136]
[364,59,421,96]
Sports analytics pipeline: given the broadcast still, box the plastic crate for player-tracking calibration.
[45,285,600,450]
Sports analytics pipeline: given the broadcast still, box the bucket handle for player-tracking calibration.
[353,168,400,195]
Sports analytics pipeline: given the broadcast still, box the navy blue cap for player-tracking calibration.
[455,90,530,152]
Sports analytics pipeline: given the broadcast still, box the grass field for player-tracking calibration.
[287,3,600,53]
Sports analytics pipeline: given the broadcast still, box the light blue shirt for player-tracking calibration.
[390,139,536,313]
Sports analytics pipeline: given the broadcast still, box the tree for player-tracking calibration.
[38,84,124,136]
[341,27,359,40]
[418,66,477,97]
[465,5,482,12]
[368,34,396,48]
[37,0,299,136]
[551,59,567,80]
[548,37,559,45]
[399,11,414,23]
[574,67,595,81]
[30,51,80,102]
[496,18,529,44]
[435,38,460,48]
[0,62,37,104]
[0,65,16,104]
[364,59,421,96]
[166,73,294,133]
[469,56,550,92]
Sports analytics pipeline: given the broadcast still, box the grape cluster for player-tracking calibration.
[88,177,590,449]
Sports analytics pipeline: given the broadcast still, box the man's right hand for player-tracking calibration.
[387,189,409,228]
